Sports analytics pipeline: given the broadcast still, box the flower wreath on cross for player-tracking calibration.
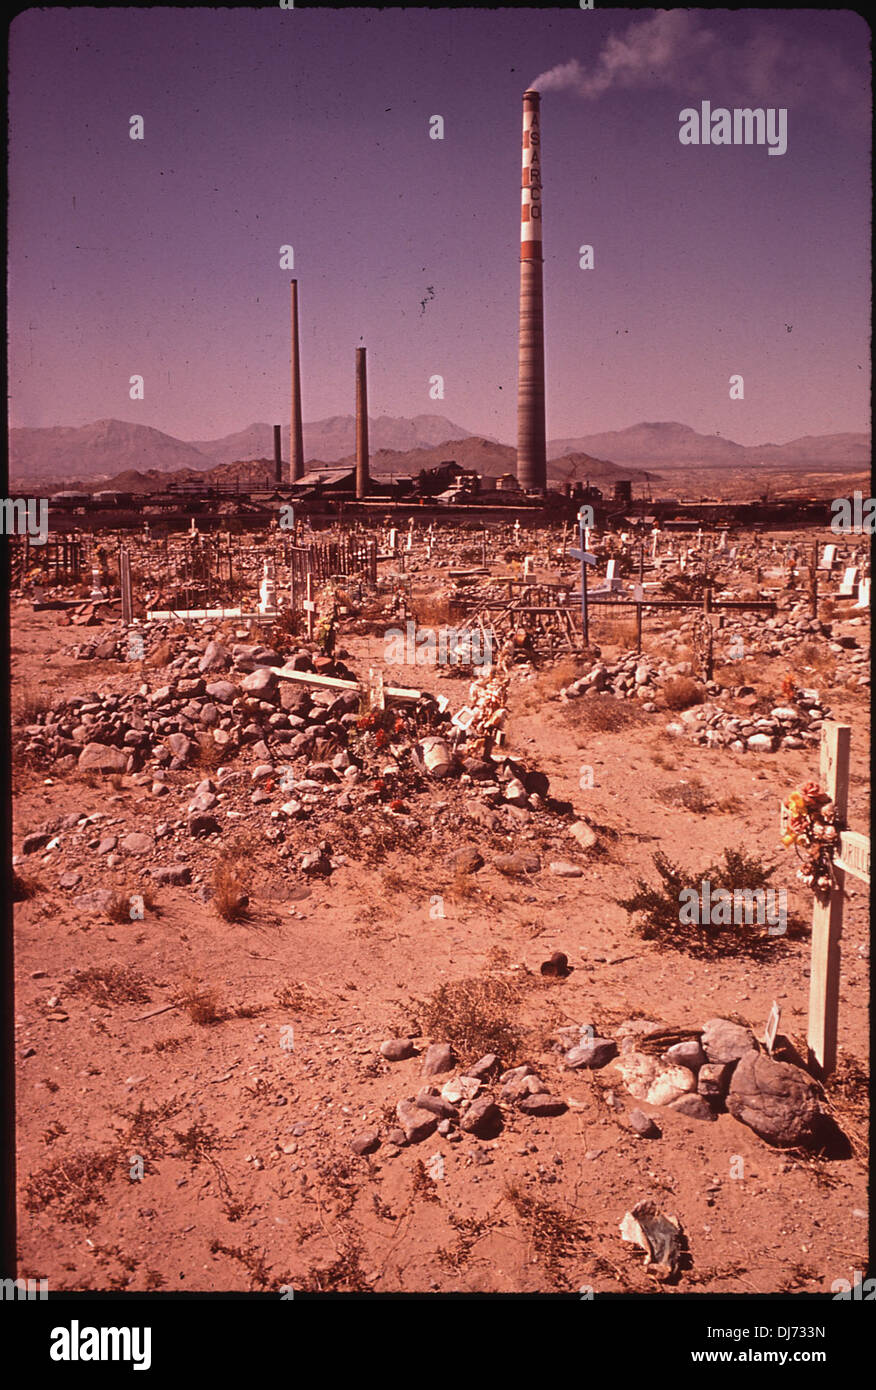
[781,780,840,894]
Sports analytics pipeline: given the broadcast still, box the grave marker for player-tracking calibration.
[780,722,870,1078]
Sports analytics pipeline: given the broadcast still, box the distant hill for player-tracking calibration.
[190,414,488,466]
[10,414,868,488]
[9,419,213,484]
[548,421,870,471]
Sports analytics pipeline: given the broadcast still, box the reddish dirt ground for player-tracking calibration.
[11,588,869,1295]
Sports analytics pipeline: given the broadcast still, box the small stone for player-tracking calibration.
[701,1018,757,1066]
[380,1038,415,1061]
[565,1038,617,1069]
[350,1128,380,1156]
[122,832,154,855]
[628,1108,661,1138]
[77,743,128,773]
[414,1090,459,1121]
[152,863,192,887]
[459,1097,502,1138]
[517,1094,566,1117]
[396,1099,438,1144]
[188,813,221,838]
[663,1040,706,1070]
[22,832,52,855]
[494,851,541,876]
[668,1093,717,1122]
[421,1042,454,1076]
[568,821,597,851]
[467,1054,500,1080]
[449,846,483,874]
[549,860,583,877]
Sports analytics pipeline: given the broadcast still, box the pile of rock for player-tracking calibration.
[664,695,830,752]
[349,1014,829,1157]
[352,1043,567,1155]
[560,1016,826,1149]
[560,651,671,709]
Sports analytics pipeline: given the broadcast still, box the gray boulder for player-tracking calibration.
[726,1051,824,1148]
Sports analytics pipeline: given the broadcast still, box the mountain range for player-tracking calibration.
[7,415,869,487]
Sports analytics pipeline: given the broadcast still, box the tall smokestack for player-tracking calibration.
[355,347,369,500]
[516,90,547,494]
[273,424,282,485]
[289,280,304,482]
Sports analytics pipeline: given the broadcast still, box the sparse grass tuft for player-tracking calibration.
[105,887,157,924]
[503,1179,590,1286]
[68,965,151,1005]
[12,681,53,724]
[416,976,523,1066]
[175,986,225,1025]
[212,861,249,922]
[566,692,646,734]
[661,677,705,711]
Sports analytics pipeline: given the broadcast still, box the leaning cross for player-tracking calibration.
[569,505,597,646]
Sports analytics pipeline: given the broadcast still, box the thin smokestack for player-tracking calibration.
[516,89,547,494]
[355,347,369,501]
[273,424,282,485]
[289,280,304,482]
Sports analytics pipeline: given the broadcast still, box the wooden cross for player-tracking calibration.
[303,573,315,638]
[570,505,597,646]
[782,722,869,1078]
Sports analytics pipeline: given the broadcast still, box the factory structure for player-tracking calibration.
[271,91,551,503]
[38,94,840,534]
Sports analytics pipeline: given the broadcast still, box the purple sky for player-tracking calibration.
[8,7,871,447]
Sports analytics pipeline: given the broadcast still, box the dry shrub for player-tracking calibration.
[794,641,837,678]
[12,681,53,724]
[617,847,796,959]
[67,965,151,1005]
[655,779,714,813]
[175,986,225,1025]
[105,887,157,924]
[661,676,705,711]
[24,1148,119,1225]
[567,692,645,733]
[212,861,249,922]
[503,1180,590,1286]
[447,865,480,903]
[417,976,523,1066]
[192,735,228,771]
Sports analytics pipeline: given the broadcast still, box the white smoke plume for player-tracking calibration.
[531,12,713,98]
[530,10,868,122]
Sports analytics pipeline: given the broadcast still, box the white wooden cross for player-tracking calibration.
[781,722,869,1077]
[303,573,315,637]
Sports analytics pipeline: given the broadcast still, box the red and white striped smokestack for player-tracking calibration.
[516,90,547,494]
[289,280,304,482]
